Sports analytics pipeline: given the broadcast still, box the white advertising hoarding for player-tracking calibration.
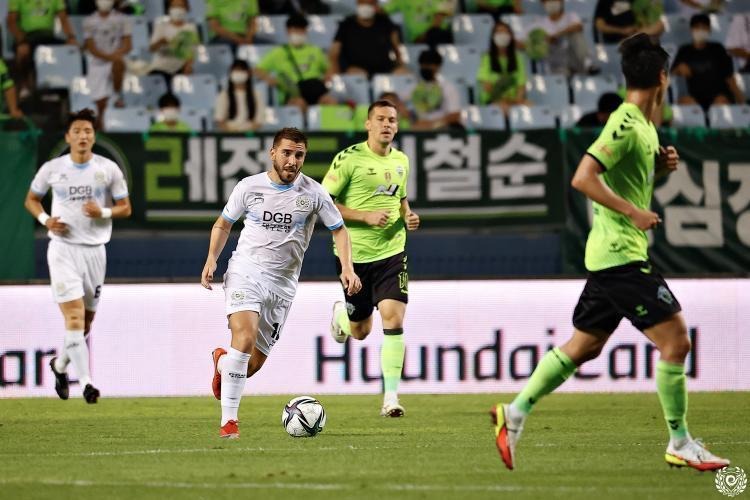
[1,279,748,398]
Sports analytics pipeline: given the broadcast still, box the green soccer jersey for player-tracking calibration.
[584,102,659,271]
[383,0,451,43]
[206,0,259,36]
[0,60,14,115]
[9,0,65,34]
[322,141,410,263]
[149,120,193,133]
[476,51,527,104]
[257,44,328,101]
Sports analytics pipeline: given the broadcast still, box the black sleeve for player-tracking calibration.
[671,45,687,71]
[334,17,349,42]
[716,44,735,78]
[594,0,610,21]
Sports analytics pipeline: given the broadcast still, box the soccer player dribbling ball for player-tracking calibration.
[24,108,132,404]
[201,128,361,439]
[491,34,730,472]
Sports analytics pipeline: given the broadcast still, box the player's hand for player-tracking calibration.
[46,216,68,236]
[404,211,420,230]
[629,207,661,230]
[363,210,390,227]
[657,145,679,174]
[82,200,102,218]
[201,260,217,290]
[340,269,362,296]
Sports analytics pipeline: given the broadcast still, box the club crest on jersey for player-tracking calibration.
[295,195,312,211]
[396,166,404,177]
[385,171,392,183]
[94,171,106,183]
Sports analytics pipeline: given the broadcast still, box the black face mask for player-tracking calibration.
[420,67,436,81]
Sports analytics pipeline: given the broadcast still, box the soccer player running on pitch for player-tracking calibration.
[323,100,420,417]
[24,108,132,404]
[491,34,731,472]
[201,128,361,439]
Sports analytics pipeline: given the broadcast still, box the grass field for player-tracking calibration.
[0,392,747,500]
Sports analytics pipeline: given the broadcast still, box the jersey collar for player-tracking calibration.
[265,171,298,191]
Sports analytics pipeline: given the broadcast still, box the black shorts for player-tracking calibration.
[573,261,682,334]
[335,252,408,322]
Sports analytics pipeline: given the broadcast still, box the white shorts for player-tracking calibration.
[223,273,292,356]
[87,61,113,102]
[47,240,106,311]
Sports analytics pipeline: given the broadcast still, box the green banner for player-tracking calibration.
[0,131,38,279]
[563,129,750,274]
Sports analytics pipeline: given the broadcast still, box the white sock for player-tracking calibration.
[220,347,250,426]
[384,391,398,404]
[54,346,70,373]
[64,330,91,387]
[507,402,527,423]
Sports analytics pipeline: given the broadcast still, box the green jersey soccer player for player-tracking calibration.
[491,34,730,472]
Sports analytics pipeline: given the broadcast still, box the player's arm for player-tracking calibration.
[334,202,390,227]
[399,197,419,230]
[571,155,660,230]
[83,197,132,219]
[331,225,361,296]
[655,145,679,180]
[24,190,68,235]
[201,215,233,290]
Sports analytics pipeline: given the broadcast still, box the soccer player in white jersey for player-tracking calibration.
[24,108,132,404]
[201,128,361,439]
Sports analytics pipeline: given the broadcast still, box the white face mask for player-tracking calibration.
[288,33,307,47]
[161,107,180,122]
[96,0,115,12]
[494,33,511,48]
[169,7,187,22]
[356,4,376,20]
[692,29,710,43]
[230,71,248,84]
[544,1,562,15]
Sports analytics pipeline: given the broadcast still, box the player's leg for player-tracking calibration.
[331,258,374,342]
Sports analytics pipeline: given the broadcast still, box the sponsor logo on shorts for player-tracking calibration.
[345,302,355,316]
[230,290,248,307]
[635,304,648,317]
[657,286,674,305]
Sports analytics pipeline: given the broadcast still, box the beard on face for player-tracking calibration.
[272,155,301,184]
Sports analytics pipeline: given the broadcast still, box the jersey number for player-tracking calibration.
[373,184,399,196]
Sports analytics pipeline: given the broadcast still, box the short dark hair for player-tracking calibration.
[597,92,623,114]
[158,92,181,108]
[287,13,308,29]
[367,99,397,117]
[619,33,669,89]
[67,108,97,131]
[418,49,442,66]
[272,127,308,148]
[690,13,710,28]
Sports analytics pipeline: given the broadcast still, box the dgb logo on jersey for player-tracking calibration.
[69,185,93,196]
[263,211,292,224]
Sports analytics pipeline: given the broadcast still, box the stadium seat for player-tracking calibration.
[261,105,305,131]
[661,14,690,46]
[508,105,557,130]
[559,104,586,128]
[462,105,506,130]
[669,75,689,104]
[256,15,287,45]
[35,45,83,89]
[120,74,169,109]
[593,44,620,76]
[436,45,482,85]
[64,15,87,44]
[191,0,207,25]
[400,44,430,73]
[171,74,218,110]
[445,76,471,107]
[307,15,342,50]
[328,74,371,104]
[671,104,706,128]
[372,73,418,101]
[708,104,750,129]
[306,104,355,131]
[525,74,569,107]
[571,75,618,110]
[452,14,495,47]
[328,0,357,15]
[69,76,95,111]
[193,44,233,81]
[104,106,151,132]
[725,0,750,13]
[0,1,10,59]
[143,0,165,20]
[519,0,545,15]
[501,14,542,39]
[564,0,596,18]
[237,44,275,66]
[182,106,211,131]
[709,13,732,42]
[130,16,151,58]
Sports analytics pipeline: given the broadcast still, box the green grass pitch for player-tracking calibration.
[0,392,747,500]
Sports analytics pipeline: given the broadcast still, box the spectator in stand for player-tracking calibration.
[147,0,199,86]
[726,13,750,74]
[576,92,622,127]
[150,92,194,133]
[73,0,146,15]
[207,0,259,52]
[327,0,407,78]
[594,0,664,45]
[475,0,521,19]
[410,49,462,130]
[83,0,132,130]
[382,0,456,46]
[476,20,529,113]
[672,14,745,110]
[7,0,78,99]
[522,0,598,76]
[678,0,724,15]
[254,14,336,111]
[214,59,265,132]
[0,59,24,120]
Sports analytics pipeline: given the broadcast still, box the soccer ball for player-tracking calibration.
[282,396,326,437]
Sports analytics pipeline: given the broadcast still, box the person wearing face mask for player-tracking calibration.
[214,60,266,132]
[149,92,194,133]
[726,12,750,74]
[327,0,407,78]
[382,0,455,45]
[594,0,664,45]
[521,0,598,76]
[671,14,745,110]
[476,21,529,113]
[147,0,199,86]
[410,49,462,130]
[254,14,336,111]
[207,0,259,52]
[82,0,133,129]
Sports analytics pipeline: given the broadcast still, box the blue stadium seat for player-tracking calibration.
[671,104,706,128]
[191,0,207,25]
[120,74,168,109]
[661,14,690,46]
[35,45,83,89]
[501,14,542,39]
[519,0,545,15]
[328,0,357,15]
[452,14,495,47]
[328,74,371,104]
[559,104,586,128]
[261,105,305,131]
[193,44,233,81]
[525,74,569,107]
[709,13,732,42]
[0,1,10,59]
[143,0,165,20]
[593,44,620,76]
[69,76,95,111]
[65,15,87,45]
[130,16,151,58]
[436,44,482,85]
[104,106,151,131]
[237,44,275,66]
[462,105,506,130]
[725,0,750,13]
[670,75,689,104]
[571,75,618,110]
[307,15,342,49]
[564,0,596,18]
[372,73,418,101]
[444,76,471,107]
[172,74,218,110]
[508,105,557,130]
[400,44,430,73]
[708,104,750,129]
[256,15,287,45]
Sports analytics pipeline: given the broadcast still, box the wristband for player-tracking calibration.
[100,207,112,219]
[37,212,50,226]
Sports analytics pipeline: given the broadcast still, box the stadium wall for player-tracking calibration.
[1,279,748,398]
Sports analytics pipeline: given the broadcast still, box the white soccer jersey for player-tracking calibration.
[222,172,344,300]
[30,154,129,245]
[83,11,132,67]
